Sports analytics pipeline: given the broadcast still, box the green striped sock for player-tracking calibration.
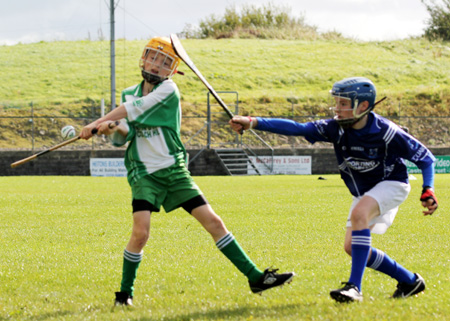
[120,249,143,296]
[216,232,263,283]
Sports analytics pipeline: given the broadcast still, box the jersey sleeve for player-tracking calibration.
[123,81,178,123]
[255,117,334,143]
[389,128,436,170]
[421,163,435,188]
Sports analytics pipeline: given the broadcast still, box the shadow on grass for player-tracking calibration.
[135,303,302,321]
[0,310,73,321]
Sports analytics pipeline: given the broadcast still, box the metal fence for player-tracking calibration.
[1,101,450,151]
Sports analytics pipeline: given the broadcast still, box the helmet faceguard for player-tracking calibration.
[329,77,377,128]
[140,37,180,85]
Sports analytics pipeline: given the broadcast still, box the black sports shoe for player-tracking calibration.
[392,273,425,298]
[114,291,133,306]
[249,268,295,294]
[330,282,363,302]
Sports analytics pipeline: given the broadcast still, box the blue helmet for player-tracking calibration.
[330,77,377,127]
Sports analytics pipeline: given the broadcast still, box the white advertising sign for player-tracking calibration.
[248,156,311,175]
[90,158,127,177]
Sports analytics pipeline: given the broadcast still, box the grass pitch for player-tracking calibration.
[0,175,449,320]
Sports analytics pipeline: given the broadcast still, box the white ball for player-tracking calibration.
[61,125,76,139]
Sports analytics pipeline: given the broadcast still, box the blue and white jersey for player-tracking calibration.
[256,112,435,196]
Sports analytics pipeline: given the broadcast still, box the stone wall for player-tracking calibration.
[2,147,450,176]
[2,150,127,176]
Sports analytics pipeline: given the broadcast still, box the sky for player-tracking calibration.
[0,0,431,46]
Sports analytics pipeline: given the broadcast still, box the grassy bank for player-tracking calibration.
[1,38,449,110]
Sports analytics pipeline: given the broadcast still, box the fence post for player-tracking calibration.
[207,94,211,149]
[30,102,35,152]
[91,102,96,150]
[101,98,105,117]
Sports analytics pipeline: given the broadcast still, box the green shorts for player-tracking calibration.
[130,163,202,213]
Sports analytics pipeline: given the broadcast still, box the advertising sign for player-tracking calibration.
[405,156,450,174]
[248,156,312,175]
[90,158,127,177]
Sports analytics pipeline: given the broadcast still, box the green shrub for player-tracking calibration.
[422,0,450,41]
[184,3,326,40]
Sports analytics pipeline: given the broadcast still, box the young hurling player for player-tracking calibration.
[80,37,294,307]
[229,77,438,303]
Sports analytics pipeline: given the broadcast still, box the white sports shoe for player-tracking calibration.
[330,283,363,302]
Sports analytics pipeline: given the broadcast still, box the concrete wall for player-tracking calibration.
[2,147,450,176]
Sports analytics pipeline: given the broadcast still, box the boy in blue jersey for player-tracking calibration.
[229,77,438,302]
[81,37,294,307]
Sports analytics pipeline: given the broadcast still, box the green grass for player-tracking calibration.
[1,38,450,113]
[1,175,449,320]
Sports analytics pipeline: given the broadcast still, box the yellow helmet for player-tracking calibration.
[139,37,180,84]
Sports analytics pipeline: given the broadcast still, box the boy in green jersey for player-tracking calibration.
[80,37,294,307]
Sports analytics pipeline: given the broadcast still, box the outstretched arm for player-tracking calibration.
[229,116,314,136]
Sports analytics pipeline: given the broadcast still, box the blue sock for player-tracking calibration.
[366,247,416,284]
[348,229,371,291]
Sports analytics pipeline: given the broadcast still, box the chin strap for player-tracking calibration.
[355,96,387,120]
[141,70,164,85]
[373,96,387,107]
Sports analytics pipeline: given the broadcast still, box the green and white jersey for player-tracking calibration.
[121,79,186,184]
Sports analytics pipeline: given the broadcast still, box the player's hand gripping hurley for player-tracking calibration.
[10,121,120,168]
[170,34,241,130]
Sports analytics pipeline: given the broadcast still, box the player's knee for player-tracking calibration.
[350,208,368,226]
[131,228,150,247]
[199,212,226,236]
[207,215,226,234]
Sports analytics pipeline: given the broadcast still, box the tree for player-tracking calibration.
[422,0,450,41]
